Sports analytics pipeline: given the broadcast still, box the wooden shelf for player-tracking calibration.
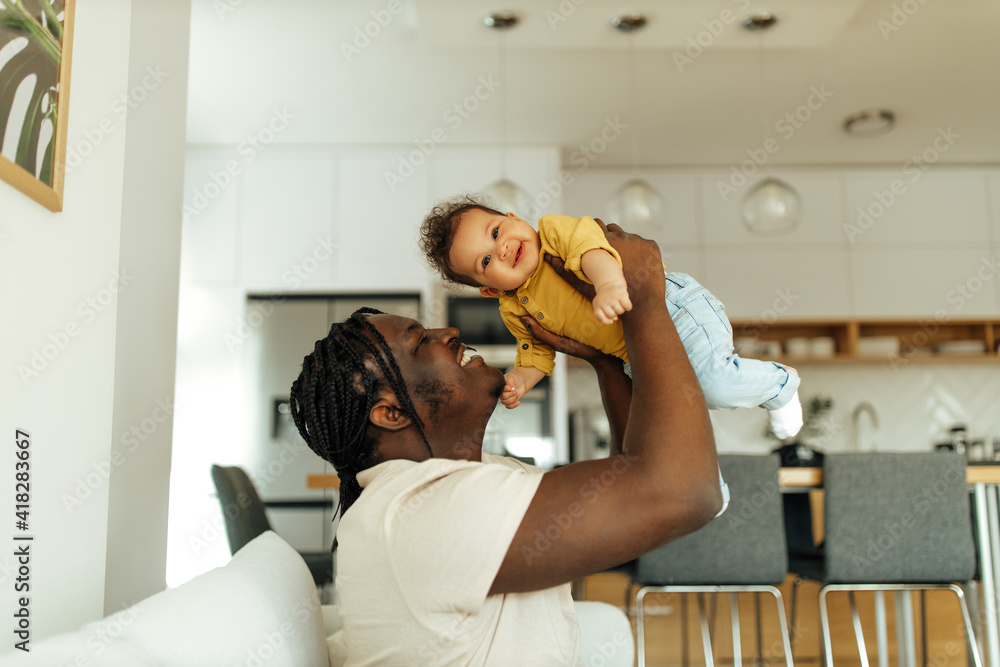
[729,318,1000,365]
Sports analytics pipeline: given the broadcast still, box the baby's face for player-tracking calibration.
[448,209,541,292]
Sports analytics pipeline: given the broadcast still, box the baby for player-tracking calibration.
[418,195,803,441]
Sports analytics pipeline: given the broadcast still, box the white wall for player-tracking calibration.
[0,0,190,642]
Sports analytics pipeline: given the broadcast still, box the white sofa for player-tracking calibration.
[2,532,633,666]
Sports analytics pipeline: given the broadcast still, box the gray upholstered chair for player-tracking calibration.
[622,454,793,667]
[789,453,982,667]
[210,464,334,589]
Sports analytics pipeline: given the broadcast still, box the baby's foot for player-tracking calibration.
[769,390,803,439]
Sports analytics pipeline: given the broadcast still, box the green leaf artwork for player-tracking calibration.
[0,0,65,187]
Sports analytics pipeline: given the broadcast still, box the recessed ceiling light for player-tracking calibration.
[844,109,895,137]
[483,11,518,30]
[611,12,647,33]
[743,12,778,31]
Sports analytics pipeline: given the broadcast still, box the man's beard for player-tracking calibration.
[412,378,454,419]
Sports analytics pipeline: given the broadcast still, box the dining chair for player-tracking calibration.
[788,452,982,667]
[622,454,793,667]
[210,464,335,590]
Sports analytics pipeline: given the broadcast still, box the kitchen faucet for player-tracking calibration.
[851,401,880,452]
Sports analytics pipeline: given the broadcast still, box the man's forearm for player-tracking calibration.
[591,356,631,456]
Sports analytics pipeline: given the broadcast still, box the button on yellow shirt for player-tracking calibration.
[497,215,629,375]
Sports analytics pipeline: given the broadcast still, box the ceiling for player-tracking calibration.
[186,0,1000,167]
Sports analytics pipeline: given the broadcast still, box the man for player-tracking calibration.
[290,222,722,665]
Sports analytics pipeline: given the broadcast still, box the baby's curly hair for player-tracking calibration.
[419,194,503,287]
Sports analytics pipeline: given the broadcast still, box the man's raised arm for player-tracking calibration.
[490,224,721,595]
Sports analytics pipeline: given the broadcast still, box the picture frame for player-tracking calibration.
[0,0,76,212]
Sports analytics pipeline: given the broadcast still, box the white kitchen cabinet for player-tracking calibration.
[240,151,338,291]
[704,249,852,320]
[850,248,998,318]
[844,170,992,246]
[336,150,430,290]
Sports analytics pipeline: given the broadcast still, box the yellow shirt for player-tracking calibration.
[498,214,629,375]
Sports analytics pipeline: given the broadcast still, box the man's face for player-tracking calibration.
[368,314,505,460]
[447,209,541,292]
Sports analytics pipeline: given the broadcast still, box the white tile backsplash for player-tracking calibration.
[704,249,852,319]
[850,248,999,318]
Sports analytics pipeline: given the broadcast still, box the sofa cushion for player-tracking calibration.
[6,531,329,667]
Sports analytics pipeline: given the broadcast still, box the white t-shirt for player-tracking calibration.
[327,452,582,666]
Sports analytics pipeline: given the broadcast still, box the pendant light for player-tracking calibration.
[741,13,801,235]
[607,12,663,233]
[483,12,534,216]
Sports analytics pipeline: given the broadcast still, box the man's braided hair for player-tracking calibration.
[289,307,432,550]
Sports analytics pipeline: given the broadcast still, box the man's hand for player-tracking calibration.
[519,315,604,364]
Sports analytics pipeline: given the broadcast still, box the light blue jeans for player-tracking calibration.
[623,272,801,517]
[625,272,800,411]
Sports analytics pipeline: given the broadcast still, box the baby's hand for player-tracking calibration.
[592,280,632,325]
[501,371,528,409]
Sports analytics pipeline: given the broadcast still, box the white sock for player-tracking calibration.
[769,391,803,440]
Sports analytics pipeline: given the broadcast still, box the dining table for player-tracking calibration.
[307,465,1000,666]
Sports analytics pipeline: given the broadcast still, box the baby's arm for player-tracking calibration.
[581,249,632,325]
[501,366,547,409]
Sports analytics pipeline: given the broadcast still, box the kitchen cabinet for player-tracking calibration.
[730,318,1000,364]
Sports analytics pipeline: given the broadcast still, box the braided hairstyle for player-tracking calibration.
[289,307,433,549]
